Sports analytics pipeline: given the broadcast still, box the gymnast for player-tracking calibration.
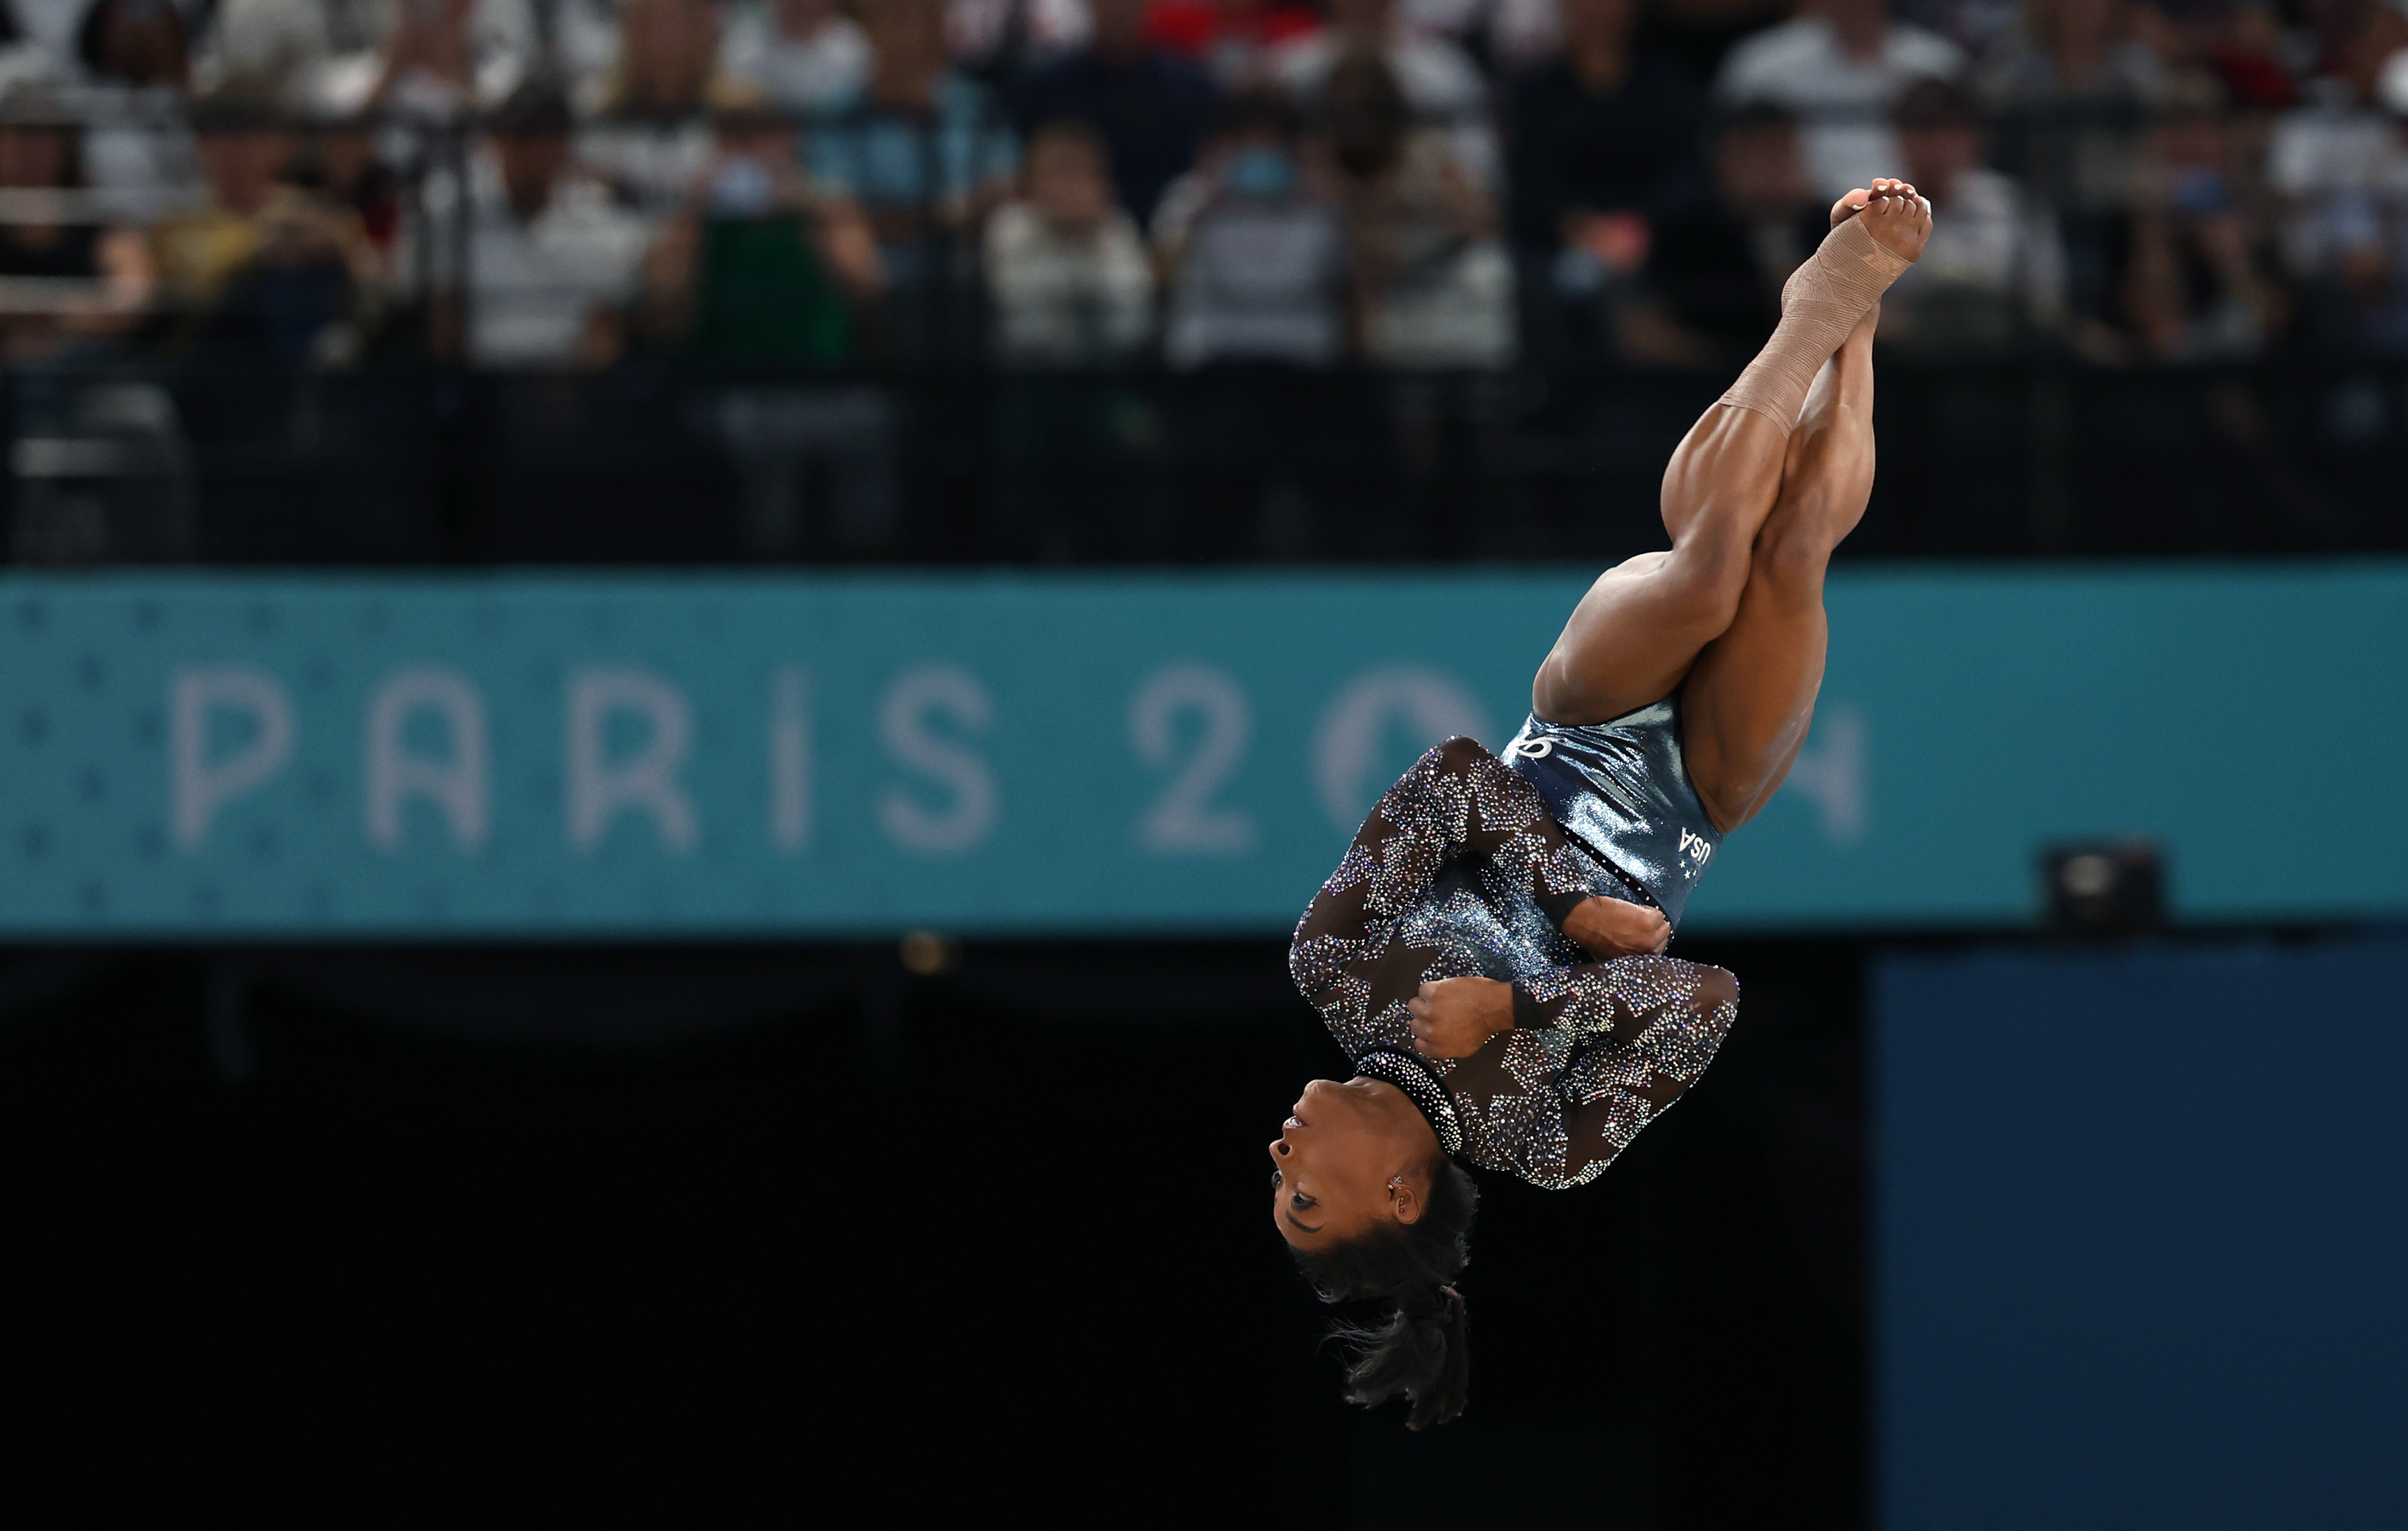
[1273,180,1931,1429]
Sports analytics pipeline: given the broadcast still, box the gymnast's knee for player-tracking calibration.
[1661,534,1750,635]
[1749,512,1837,598]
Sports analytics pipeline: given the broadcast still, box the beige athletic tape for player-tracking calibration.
[1719,212,1915,431]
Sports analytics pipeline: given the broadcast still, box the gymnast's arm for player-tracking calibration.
[1288,736,1602,1033]
[1420,958,1741,1189]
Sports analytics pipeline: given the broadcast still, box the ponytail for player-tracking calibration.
[1289,1157,1479,1430]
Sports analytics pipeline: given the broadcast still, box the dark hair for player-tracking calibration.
[487,81,577,140]
[1715,101,1799,141]
[1892,78,1977,132]
[1289,1156,1478,1430]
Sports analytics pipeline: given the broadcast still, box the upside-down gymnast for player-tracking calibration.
[1272,180,1932,1429]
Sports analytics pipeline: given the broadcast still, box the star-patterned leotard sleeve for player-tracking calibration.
[1288,736,1740,1190]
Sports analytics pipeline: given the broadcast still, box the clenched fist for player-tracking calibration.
[1563,895,1670,958]
[1408,976,1515,1060]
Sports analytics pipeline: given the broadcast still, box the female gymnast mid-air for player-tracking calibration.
[1273,179,1932,1429]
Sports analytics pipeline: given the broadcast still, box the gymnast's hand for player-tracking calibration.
[1408,977,1514,1060]
[1563,895,1672,958]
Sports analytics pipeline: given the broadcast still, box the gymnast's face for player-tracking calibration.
[1268,1077,1429,1252]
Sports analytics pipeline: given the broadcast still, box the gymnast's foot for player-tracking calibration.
[1828,177,1931,265]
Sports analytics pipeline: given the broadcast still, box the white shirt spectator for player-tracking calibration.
[195,0,538,111]
[1715,14,1963,199]
[945,0,1091,69]
[719,0,870,115]
[983,199,1153,364]
[407,149,655,365]
[1156,169,1346,367]
[1273,27,1498,188]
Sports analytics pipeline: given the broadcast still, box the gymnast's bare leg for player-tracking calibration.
[1533,179,1931,833]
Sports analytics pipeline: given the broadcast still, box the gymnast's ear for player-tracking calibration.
[1387,1170,1425,1226]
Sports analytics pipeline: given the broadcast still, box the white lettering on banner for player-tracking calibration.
[1129,663,1256,856]
[877,665,998,855]
[566,668,700,853]
[1782,704,1867,846]
[364,667,490,853]
[1312,667,1494,833]
[171,665,296,849]
[769,665,812,853]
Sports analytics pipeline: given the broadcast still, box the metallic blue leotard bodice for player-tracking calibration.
[1500,697,1724,927]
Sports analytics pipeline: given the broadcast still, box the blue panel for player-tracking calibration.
[1,564,2405,936]
[1874,941,2408,1530]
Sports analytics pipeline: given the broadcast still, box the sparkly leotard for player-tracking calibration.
[1288,737,1739,1191]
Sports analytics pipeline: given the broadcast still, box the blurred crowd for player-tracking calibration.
[0,0,2405,371]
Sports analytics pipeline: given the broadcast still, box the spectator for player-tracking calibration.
[1879,77,2065,351]
[405,82,655,367]
[2121,85,2284,359]
[812,0,1016,355]
[718,0,873,117]
[645,91,881,362]
[367,0,538,116]
[2284,50,2408,352]
[1145,0,1319,90]
[1506,0,1703,257]
[71,0,205,221]
[1325,48,1511,365]
[1011,0,1213,227]
[1978,0,2175,220]
[1400,0,1565,76]
[945,0,1092,75]
[0,81,154,360]
[150,86,377,364]
[1016,0,1217,226]
[580,0,730,210]
[1714,0,1963,199]
[75,0,189,88]
[1634,103,1828,363]
[1271,0,1496,190]
[296,107,402,254]
[2267,0,2408,230]
[1154,87,1343,366]
[983,118,1153,364]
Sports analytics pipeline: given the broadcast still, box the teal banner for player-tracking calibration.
[1,566,2403,937]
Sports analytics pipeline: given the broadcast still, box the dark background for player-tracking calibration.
[3,931,1863,1523]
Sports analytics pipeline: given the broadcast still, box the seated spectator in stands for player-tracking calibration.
[1978,0,2176,222]
[2121,84,2284,359]
[579,0,728,210]
[2267,0,2408,232]
[297,106,401,256]
[75,0,188,89]
[1016,0,1218,226]
[1400,0,1562,76]
[1154,87,1343,367]
[410,83,656,367]
[71,0,205,220]
[719,0,873,117]
[1876,79,2065,351]
[1325,48,1511,366]
[0,81,154,360]
[1714,0,1963,198]
[945,0,1092,76]
[1271,0,1496,190]
[1146,0,1320,90]
[813,0,1015,357]
[1506,0,1702,261]
[983,118,1153,364]
[366,0,538,116]
[640,91,880,362]
[150,85,378,364]
[1630,103,1827,363]
[2278,50,2408,352]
